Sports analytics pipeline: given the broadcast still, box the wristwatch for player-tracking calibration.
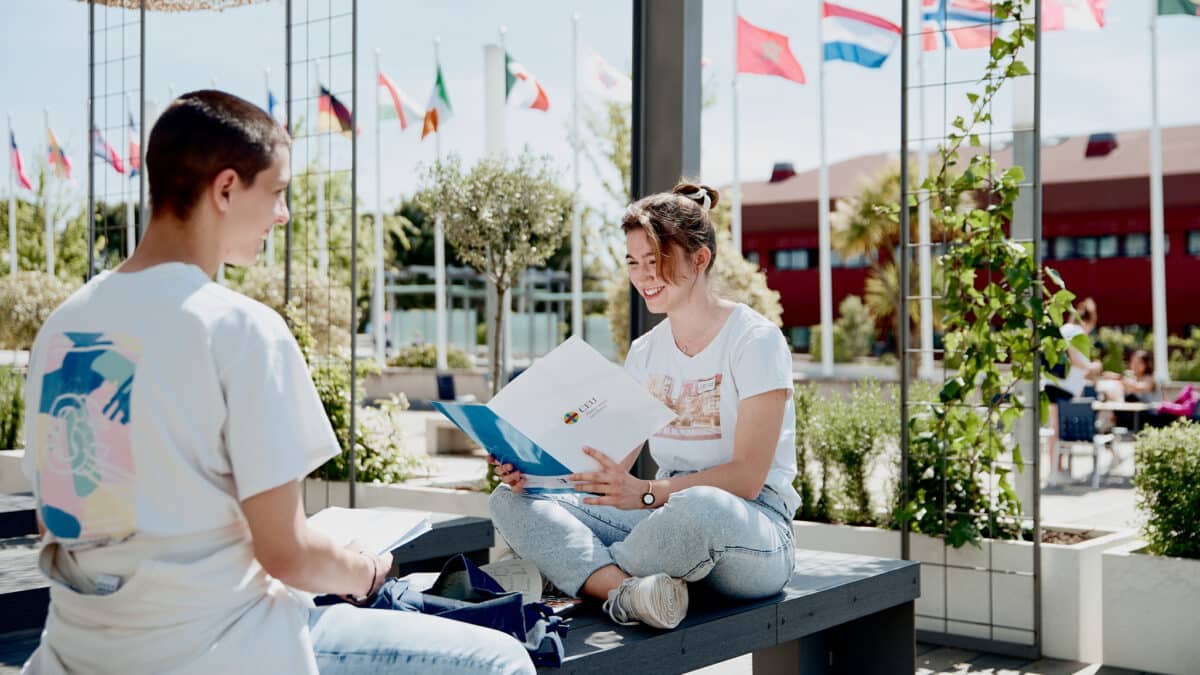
[641,481,656,508]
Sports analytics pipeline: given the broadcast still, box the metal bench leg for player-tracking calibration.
[1092,438,1103,488]
[751,601,914,675]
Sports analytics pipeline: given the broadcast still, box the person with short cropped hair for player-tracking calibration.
[20,90,532,675]
[489,182,798,630]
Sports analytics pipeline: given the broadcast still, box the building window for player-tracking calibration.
[1189,231,1200,257]
[1076,236,1099,259]
[1125,233,1149,258]
[1039,239,1049,260]
[745,251,759,266]
[1054,237,1076,260]
[1098,235,1119,259]
[773,249,811,271]
[789,326,811,352]
[830,251,869,269]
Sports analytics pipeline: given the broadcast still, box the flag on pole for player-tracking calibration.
[9,132,32,191]
[317,86,354,138]
[47,127,72,181]
[127,112,141,178]
[577,46,632,103]
[378,71,423,131]
[1158,0,1200,16]
[822,3,902,68]
[505,52,550,112]
[736,16,807,84]
[268,89,279,118]
[1043,0,1107,31]
[921,0,1000,51]
[92,128,124,174]
[422,64,453,140]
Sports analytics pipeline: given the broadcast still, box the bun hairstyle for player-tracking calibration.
[621,181,720,284]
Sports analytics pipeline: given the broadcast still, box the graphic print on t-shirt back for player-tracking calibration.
[34,332,140,543]
[647,373,722,441]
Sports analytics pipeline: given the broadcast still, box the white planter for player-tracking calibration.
[793,520,1135,661]
[0,449,31,493]
[1102,540,1200,674]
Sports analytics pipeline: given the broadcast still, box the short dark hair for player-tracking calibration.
[146,90,290,220]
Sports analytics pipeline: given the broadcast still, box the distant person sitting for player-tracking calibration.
[1042,298,1101,473]
[1099,349,1159,432]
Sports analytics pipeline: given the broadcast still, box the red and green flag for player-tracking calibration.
[422,63,453,140]
[505,52,550,112]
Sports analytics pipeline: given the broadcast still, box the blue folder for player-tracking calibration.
[432,402,575,493]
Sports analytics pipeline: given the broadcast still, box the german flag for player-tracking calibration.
[317,86,354,139]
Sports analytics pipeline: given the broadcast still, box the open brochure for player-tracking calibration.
[433,336,676,493]
[306,507,432,555]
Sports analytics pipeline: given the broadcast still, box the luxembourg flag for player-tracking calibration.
[822,3,902,69]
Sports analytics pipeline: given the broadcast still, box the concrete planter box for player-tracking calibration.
[364,368,490,404]
[303,478,491,517]
[1103,540,1200,674]
[793,520,1135,661]
[0,449,30,493]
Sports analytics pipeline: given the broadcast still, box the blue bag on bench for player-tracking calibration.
[321,554,568,667]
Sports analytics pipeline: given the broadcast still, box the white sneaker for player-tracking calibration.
[602,573,688,629]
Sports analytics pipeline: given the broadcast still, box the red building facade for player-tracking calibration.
[741,126,1200,348]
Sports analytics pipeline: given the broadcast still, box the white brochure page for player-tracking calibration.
[488,336,676,473]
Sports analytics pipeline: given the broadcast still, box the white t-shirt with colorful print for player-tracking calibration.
[624,303,801,518]
[21,262,338,674]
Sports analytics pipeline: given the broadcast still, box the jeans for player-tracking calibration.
[308,603,535,674]
[489,476,796,599]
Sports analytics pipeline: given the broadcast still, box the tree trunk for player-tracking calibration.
[490,286,507,397]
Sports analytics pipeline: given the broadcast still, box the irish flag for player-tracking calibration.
[378,71,423,131]
[422,63,453,140]
[505,52,549,112]
[9,132,32,191]
[822,3,901,69]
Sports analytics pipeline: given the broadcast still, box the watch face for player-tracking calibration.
[642,492,655,506]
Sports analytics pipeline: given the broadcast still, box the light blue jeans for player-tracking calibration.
[489,477,796,599]
[308,603,535,674]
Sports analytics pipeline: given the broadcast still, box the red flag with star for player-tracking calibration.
[736,16,806,84]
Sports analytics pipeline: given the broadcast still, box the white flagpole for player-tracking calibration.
[124,94,135,258]
[496,29,513,377]
[915,1,934,378]
[42,109,54,277]
[264,67,275,267]
[1148,7,1168,384]
[731,0,743,255]
[7,114,15,276]
[816,5,833,377]
[571,12,584,342]
[314,60,328,276]
[373,51,386,365]
[433,38,449,372]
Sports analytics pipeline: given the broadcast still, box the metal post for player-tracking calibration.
[816,2,833,378]
[348,0,358,508]
[1148,9,1168,385]
[284,0,293,306]
[730,0,742,254]
[899,0,910,563]
[139,0,146,239]
[570,12,584,339]
[373,49,385,364]
[87,0,95,281]
[1031,0,1044,655]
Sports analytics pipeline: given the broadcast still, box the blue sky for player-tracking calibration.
[3,0,1198,224]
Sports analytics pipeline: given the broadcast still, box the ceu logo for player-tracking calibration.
[563,411,580,425]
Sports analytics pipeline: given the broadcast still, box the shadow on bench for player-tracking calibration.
[545,550,919,675]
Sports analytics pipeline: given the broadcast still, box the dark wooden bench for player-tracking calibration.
[543,550,919,675]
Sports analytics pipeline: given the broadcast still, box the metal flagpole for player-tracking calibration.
[42,109,54,277]
[433,37,449,371]
[498,28,513,376]
[816,4,833,377]
[915,0,934,378]
[125,94,135,258]
[264,67,275,266]
[314,60,328,276]
[730,0,743,254]
[1148,7,1168,385]
[571,12,583,341]
[373,51,386,364]
[7,115,15,276]
[139,0,146,241]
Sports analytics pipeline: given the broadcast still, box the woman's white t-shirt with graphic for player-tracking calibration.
[21,263,338,674]
[624,303,801,518]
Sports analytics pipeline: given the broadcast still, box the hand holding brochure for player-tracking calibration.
[433,337,676,493]
[307,507,432,555]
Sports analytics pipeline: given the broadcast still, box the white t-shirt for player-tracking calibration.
[624,303,801,518]
[1048,323,1088,398]
[21,263,338,674]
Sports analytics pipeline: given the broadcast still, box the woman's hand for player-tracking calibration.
[571,447,648,510]
[488,455,526,493]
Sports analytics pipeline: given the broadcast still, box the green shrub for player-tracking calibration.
[1095,326,1146,374]
[285,305,428,484]
[388,343,473,370]
[0,272,78,350]
[809,295,876,363]
[792,384,819,520]
[231,266,352,355]
[1168,328,1200,382]
[1133,420,1200,559]
[0,367,23,450]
